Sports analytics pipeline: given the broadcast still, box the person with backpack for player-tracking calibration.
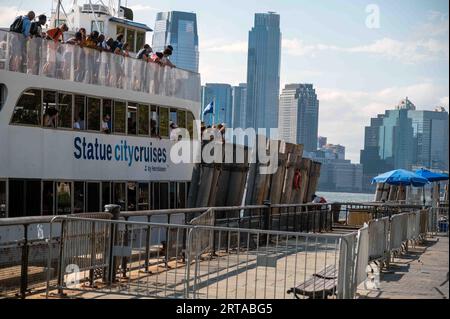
[30,14,46,38]
[27,14,47,75]
[9,11,35,72]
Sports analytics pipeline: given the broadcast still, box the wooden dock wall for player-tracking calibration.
[187,139,322,215]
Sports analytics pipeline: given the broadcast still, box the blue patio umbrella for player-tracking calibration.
[372,169,430,187]
[415,168,449,182]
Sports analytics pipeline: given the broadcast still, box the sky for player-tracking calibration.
[0,0,448,163]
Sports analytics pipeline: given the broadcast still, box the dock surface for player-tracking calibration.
[358,235,449,299]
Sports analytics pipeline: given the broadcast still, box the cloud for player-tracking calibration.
[128,5,160,12]
[0,6,26,27]
[282,36,449,63]
[202,40,248,53]
[316,83,449,163]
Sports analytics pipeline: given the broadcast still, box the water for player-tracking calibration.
[316,191,374,203]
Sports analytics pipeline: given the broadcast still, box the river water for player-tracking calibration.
[316,191,374,203]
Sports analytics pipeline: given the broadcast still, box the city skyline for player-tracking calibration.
[152,11,199,72]
[0,0,448,163]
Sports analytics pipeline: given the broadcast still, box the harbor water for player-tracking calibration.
[316,191,374,203]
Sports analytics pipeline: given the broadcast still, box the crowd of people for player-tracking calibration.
[9,11,177,72]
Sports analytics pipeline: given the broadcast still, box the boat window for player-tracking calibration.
[150,105,159,138]
[42,181,55,216]
[151,182,160,210]
[0,84,7,112]
[159,107,169,138]
[113,182,126,211]
[177,110,186,129]
[0,180,6,218]
[74,95,86,130]
[127,102,137,135]
[126,29,136,53]
[178,182,187,209]
[138,104,149,136]
[136,32,145,53]
[87,97,101,131]
[102,99,113,134]
[127,182,137,211]
[11,89,42,126]
[159,182,169,210]
[87,182,100,213]
[8,180,41,217]
[58,93,73,129]
[114,101,126,134]
[187,112,195,140]
[74,182,85,214]
[57,182,72,215]
[170,182,177,209]
[138,183,149,211]
[102,182,111,209]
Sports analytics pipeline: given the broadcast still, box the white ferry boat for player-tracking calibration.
[0,1,201,218]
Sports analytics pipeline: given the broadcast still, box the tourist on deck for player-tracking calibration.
[137,44,152,61]
[121,42,130,57]
[160,48,176,68]
[84,31,99,49]
[46,23,68,43]
[30,15,46,38]
[149,52,164,65]
[26,14,47,75]
[79,28,87,42]
[66,32,83,45]
[9,11,35,72]
[96,34,106,51]
[113,33,124,51]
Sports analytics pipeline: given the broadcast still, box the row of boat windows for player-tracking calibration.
[0,180,190,218]
[9,89,196,139]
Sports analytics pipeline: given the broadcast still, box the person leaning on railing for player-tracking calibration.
[46,23,68,43]
[9,11,35,72]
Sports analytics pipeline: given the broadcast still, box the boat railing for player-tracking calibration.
[0,30,201,103]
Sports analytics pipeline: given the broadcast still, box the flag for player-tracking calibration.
[203,101,214,116]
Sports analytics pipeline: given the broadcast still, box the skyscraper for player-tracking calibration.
[201,84,233,127]
[361,98,449,190]
[278,84,319,152]
[152,11,199,73]
[232,83,247,129]
[245,12,281,137]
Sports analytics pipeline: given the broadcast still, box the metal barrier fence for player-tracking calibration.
[0,30,201,103]
[0,203,435,299]
[45,216,360,299]
[367,217,389,263]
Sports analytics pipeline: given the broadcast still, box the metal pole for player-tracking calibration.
[20,224,29,299]
[105,204,121,284]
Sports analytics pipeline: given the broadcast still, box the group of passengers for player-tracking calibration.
[9,11,177,74]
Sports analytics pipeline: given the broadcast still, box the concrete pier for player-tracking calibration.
[358,235,449,299]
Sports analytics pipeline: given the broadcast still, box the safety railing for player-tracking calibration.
[0,30,201,103]
[43,216,361,299]
[367,217,390,264]
[0,203,436,299]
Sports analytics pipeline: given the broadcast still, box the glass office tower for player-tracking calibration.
[245,12,281,138]
[152,11,199,73]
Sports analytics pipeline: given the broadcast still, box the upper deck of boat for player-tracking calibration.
[0,29,201,104]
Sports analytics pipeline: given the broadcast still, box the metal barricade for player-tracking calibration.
[45,216,360,299]
[368,217,389,263]
[389,213,408,253]
[352,225,369,296]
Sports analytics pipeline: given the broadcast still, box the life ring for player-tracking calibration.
[293,170,302,190]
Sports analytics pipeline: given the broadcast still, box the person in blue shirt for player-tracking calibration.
[21,11,35,38]
[9,11,35,72]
